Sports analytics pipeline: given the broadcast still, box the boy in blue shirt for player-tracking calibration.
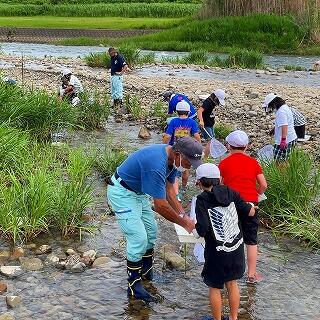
[163,101,201,199]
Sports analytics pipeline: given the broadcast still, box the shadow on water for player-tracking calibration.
[0,121,319,319]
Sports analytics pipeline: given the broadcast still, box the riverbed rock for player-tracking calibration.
[70,262,86,273]
[65,254,81,270]
[81,250,97,266]
[0,266,23,278]
[0,251,10,259]
[138,126,151,139]
[10,247,24,260]
[92,257,111,268]
[35,245,52,255]
[162,251,187,271]
[66,248,77,256]
[6,296,21,308]
[45,254,59,265]
[0,282,8,293]
[19,257,43,271]
[0,313,15,320]
[248,92,259,99]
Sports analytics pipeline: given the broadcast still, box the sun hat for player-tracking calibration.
[226,130,249,147]
[196,163,220,180]
[213,89,226,106]
[172,136,203,169]
[176,100,190,112]
[62,68,72,76]
[262,93,278,109]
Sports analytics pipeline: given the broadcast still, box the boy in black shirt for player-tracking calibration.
[197,89,225,140]
[194,163,255,320]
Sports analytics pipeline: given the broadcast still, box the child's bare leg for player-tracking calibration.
[209,287,222,320]
[247,244,258,277]
[225,280,240,320]
[204,141,210,161]
[181,170,189,188]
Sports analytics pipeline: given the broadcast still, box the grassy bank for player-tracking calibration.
[0,3,199,18]
[261,150,320,249]
[0,0,201,3]
[0,16,181,29]
[118,14,309,54]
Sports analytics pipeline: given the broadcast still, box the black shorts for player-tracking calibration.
[294,125,305,139]
[241,212,259,245]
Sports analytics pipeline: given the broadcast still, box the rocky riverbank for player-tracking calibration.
[1,54,319,158]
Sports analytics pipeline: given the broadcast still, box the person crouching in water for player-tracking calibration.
[194,163,256,320]
[59,68,83,106]
[262,93,297,162]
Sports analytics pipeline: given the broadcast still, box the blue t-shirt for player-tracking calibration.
[110,54,126,76]
[168,94,196,118]
[117,144,177,199]
[166,117,199,145]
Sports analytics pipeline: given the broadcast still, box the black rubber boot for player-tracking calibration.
[127,260,154,302]
[142,248,154,281]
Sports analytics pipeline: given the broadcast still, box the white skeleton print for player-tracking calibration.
[208,202,243,252]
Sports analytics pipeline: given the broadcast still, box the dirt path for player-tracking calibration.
[0,27,159,43]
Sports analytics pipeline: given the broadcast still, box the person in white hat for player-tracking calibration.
[163,100,201,200]
[218,130,267,285]
[59,68,83,106]
[194,163,255,320]
[197,89,226,141]
[262,93,297,161]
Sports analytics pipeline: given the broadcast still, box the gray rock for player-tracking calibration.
[82,250,96,261]
[10,247,24,260]
[248,111,258,117]
[65,255,81,270]
[66,248,77,256]
[92,257,111,268]
[0,266,23,278]
[248,92,259,99]
[162,251,187,271]
[0,251,10,259]
[19,257,43,271]
[35,245,52,255]
[45,254,59,265]
[138,126,151,140]
[6,296,21,308]
[70,262,86,273]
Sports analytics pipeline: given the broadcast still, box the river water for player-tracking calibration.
[1,42,320,69]
[0,121,319,320]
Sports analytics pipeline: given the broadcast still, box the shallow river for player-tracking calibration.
[0,121,319,320]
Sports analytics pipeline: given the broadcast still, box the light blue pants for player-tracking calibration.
[107,176,158,262]
[111,75,124,100]
[201,126,214,141]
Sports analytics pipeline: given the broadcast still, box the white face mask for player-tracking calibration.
[174,154,187,172]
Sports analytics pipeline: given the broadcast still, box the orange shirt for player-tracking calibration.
[219,153,262,202]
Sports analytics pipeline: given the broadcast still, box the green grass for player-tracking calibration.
[0,3,200,18]
[0,0,201,3]
[0,16,181,29]
[120,14,309,54]
[284,65,306,71]
[261,150,320,248]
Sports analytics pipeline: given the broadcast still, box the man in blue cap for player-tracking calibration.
[107,137,203,302]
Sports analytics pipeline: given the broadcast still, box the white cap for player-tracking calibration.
[196,163,220,180]
[213,89,226,106]
[176,100,190,112]
[262,93,278,109]
[62,68,72,76]
[226,130,249,147]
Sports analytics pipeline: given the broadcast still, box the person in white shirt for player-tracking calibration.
[59,68,83,106]
[262,93,297,162]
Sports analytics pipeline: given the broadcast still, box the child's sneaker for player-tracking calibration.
[246,272,263,284]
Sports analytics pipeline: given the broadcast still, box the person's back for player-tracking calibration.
[69,75,83,94]
[218,130,267,285]
[168,93,197,118]
[275,104,297,145]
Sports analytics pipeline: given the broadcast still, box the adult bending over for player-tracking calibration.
[107,137,203,302]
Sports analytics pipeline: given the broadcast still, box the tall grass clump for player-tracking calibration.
[0,82,76,141]
[77,91,111,130]
[84,52,110,68]
[184,50,208,64]
[224,49,263,69]
[124,95,145,120]
[261,149,320,248]
[214,123,233,139]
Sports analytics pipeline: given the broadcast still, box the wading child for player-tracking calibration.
[163,101,201,200]
[194,163,255,320]
[219,130,267,284]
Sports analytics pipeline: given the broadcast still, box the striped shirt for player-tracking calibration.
[291,107,306,126]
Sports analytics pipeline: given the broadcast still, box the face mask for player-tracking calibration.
[174,154,186,172]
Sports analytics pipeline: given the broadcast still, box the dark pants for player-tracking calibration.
[294,125,305,139]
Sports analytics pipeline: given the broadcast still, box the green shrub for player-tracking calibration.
[261,149,320,248]
[124,95,145,119]
[84,52,110,68]
[225,48,264,69]
[77,91,111,130]
[118,44,140,67]
[184,50,208,64]
[284,64,306,71]
[214,123,233,139]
